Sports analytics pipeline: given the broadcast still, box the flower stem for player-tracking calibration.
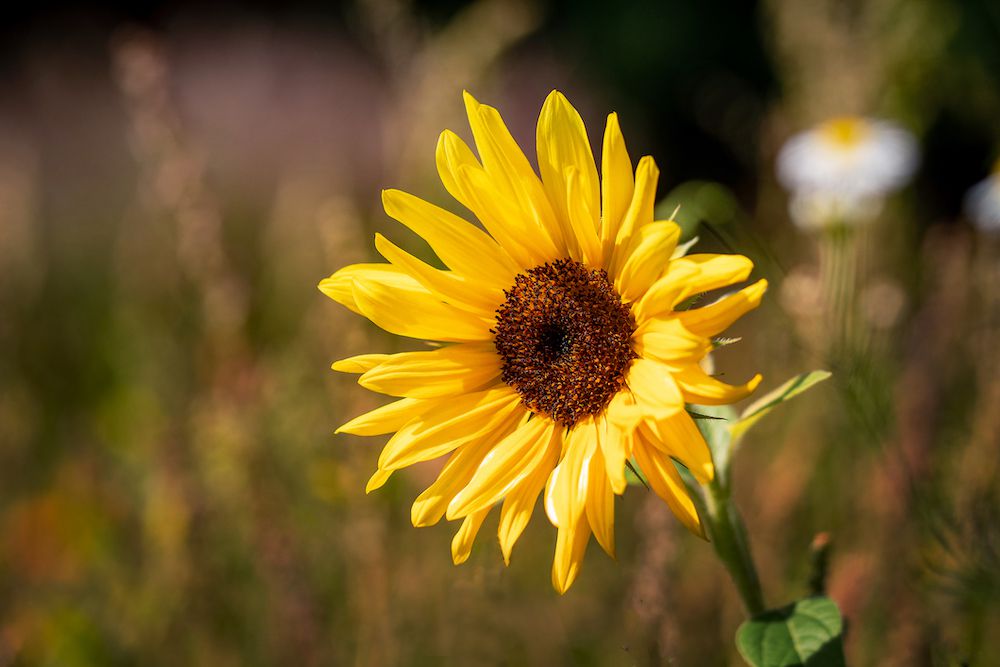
[704,479,766,617]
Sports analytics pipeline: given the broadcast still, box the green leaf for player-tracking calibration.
[730,371,831,442]
[736,596,846,667]
[656,180,741,240]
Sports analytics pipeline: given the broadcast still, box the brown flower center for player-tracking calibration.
[492,258,636,426]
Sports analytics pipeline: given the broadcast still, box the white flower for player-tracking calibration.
[964,163,1000,233]
[777,117,919,229]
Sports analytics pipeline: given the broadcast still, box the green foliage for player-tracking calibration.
[656,180,742,240]
[731,371,833,443]
[693,371,831,487]
[736,596,846,667]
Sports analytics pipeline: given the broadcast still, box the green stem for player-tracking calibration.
[704,479,766,617]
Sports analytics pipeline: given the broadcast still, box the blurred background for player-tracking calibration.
[1,0,999,664]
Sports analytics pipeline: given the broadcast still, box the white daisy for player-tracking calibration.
[964,161,1000,233]
[776,116,919,230]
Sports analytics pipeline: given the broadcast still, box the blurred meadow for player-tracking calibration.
[2,0,1000,665]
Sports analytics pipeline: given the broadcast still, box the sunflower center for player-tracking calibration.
[492,258,636,426]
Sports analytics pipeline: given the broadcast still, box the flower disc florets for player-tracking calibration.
[492,258,636,426]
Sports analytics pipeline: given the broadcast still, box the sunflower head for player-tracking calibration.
[320,90,765,593]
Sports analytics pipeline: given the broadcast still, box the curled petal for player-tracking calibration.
[676,279,767,338]
[674,364,762,405]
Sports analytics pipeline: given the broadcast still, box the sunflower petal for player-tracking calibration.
[600,112,634,248]
[358,343,501,399]
[674,365,762,405]
[633,259,702,321]
[633,432,704,538]
[382,186,518,288]
[565,166,603,265]
[537,90,600,253]
[611,156,659,271]
[331,353,392,374]
[463,94,565,255]
[544,420,597,528]
[585,446,616,558]
[627,358,685,418]
[436,130,486,210]
[374,233,502,315]
[597,414,630,494]
[366,468,393,494]
[319,263,420,315]
[634,317,711,368]
[353,277,492,343]
[377,388,524,470]
[451,507,491,565]
[677,254,754,296]
[551,511,591,594]
[457,164,559,268]
[411,437,495,527]
[336,397,434,436]
[447,416,558,520]
[642,411,714,484]
[615,221,681,301]
[676,279,767,337]
[498,436,561,564]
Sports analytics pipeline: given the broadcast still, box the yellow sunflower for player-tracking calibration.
[320,90,765,593]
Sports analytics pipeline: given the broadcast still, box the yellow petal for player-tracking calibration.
[463,92,539,195]
[627,358,685,419]
[457,163,560,268]
[497,436,560,565]
[536,91,600,253]
[374,233,502,316]
[366,468,393,494]
[632,432,704,538]
[551,511,591,594]
[331,353,391,374]
[382,187,518,289]
[677,254,754,296]
[436,129,487,210]
[463,93,565,255]
[676,279,767,338]
[565,166,603,266]
[353,277,492,343]
[336,397,434,436]
[544,420,597,528]
[604,388,644,430]
[633,259,702,321]
[642,412,714,484]
[597,414,629,494]
[611,156,659,271]
[451,507,491,565]
[377,388,524,470]
[614,221,681,302]
[318,263,420,315]
[411,437,496,527]
[358,343,501,399]
[447,416,558,520]
[674,365,762,405]
[633,317,711,369]
[600,112,634,248]
[584,446,616,558]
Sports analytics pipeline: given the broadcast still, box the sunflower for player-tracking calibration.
[320,91,765,593]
